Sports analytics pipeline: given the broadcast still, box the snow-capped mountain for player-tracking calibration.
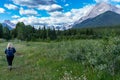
[73,2,120,26]
[47,23,72,30]
[73,11,120,28]
[2,20,16,29]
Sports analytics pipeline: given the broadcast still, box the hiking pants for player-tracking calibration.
[6,56,14,66]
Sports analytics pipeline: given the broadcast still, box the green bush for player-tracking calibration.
[65,37,120,75]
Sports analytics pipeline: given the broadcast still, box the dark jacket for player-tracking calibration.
[5,47,16,56]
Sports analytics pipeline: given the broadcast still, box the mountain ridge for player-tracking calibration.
[72,2,120,28]
[73,11,120,28]
[2,20,16,30]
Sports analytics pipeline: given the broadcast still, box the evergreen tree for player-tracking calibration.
[16,22,26,40]
[51,27,57,40]
[31,26,36,41]
[46,27,57,40]
[11,29,17,38]
[0,23,3,38]
[47,28,51,40]
[25,25,33,41]
[36,27,42,39]
[41,26,47,40]
[3,27,11,40]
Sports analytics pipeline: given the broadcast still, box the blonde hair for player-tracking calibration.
[7,42,13,49]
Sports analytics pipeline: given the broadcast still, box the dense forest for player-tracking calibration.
[0,22,120,41]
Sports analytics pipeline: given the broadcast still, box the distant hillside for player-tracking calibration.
[2,20,16,30]
[73,11,120,28]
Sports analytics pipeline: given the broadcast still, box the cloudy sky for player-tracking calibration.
[0,0,120,26]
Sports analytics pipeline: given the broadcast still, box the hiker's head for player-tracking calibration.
[7,42,13,49]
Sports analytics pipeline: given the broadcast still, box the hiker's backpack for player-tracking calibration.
[6,48,15,56]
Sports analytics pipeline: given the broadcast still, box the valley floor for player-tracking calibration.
[0,39,120,80]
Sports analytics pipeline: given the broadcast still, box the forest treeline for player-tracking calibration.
[0,22,120,41]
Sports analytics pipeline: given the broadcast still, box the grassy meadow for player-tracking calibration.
[0,38,120,80]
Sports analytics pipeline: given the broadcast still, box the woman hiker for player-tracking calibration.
[5,42,16,71]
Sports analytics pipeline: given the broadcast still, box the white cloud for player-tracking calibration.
[0,8,5,13]
[95,0,109,3]
[12,16,45,25]
[4,4,18,10]
[12,4,94,26]
[38,4,63,12]
[12,15,20,18]
[19,7,38,16]
[67,5,94,22]
[65,4,69,7]
[49,11,64,17]
[12,0,62,12]
[95,0,120,3]
[111,0,120,2]
[116,4,120,8]
[12,16,70,26]
[13,0,56,8]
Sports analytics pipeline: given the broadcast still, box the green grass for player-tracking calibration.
[0,40,120,80]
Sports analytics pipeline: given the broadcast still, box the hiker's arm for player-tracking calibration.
[13,48,16,53]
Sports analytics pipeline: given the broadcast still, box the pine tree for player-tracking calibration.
[51,27,57,40]
[41,26,47,40]
[37,27,42,39]
[11,29,17,38]
[25,25,33,41]
[0,23,3,38]
[3,27,11,40]
[16,22,26,40]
